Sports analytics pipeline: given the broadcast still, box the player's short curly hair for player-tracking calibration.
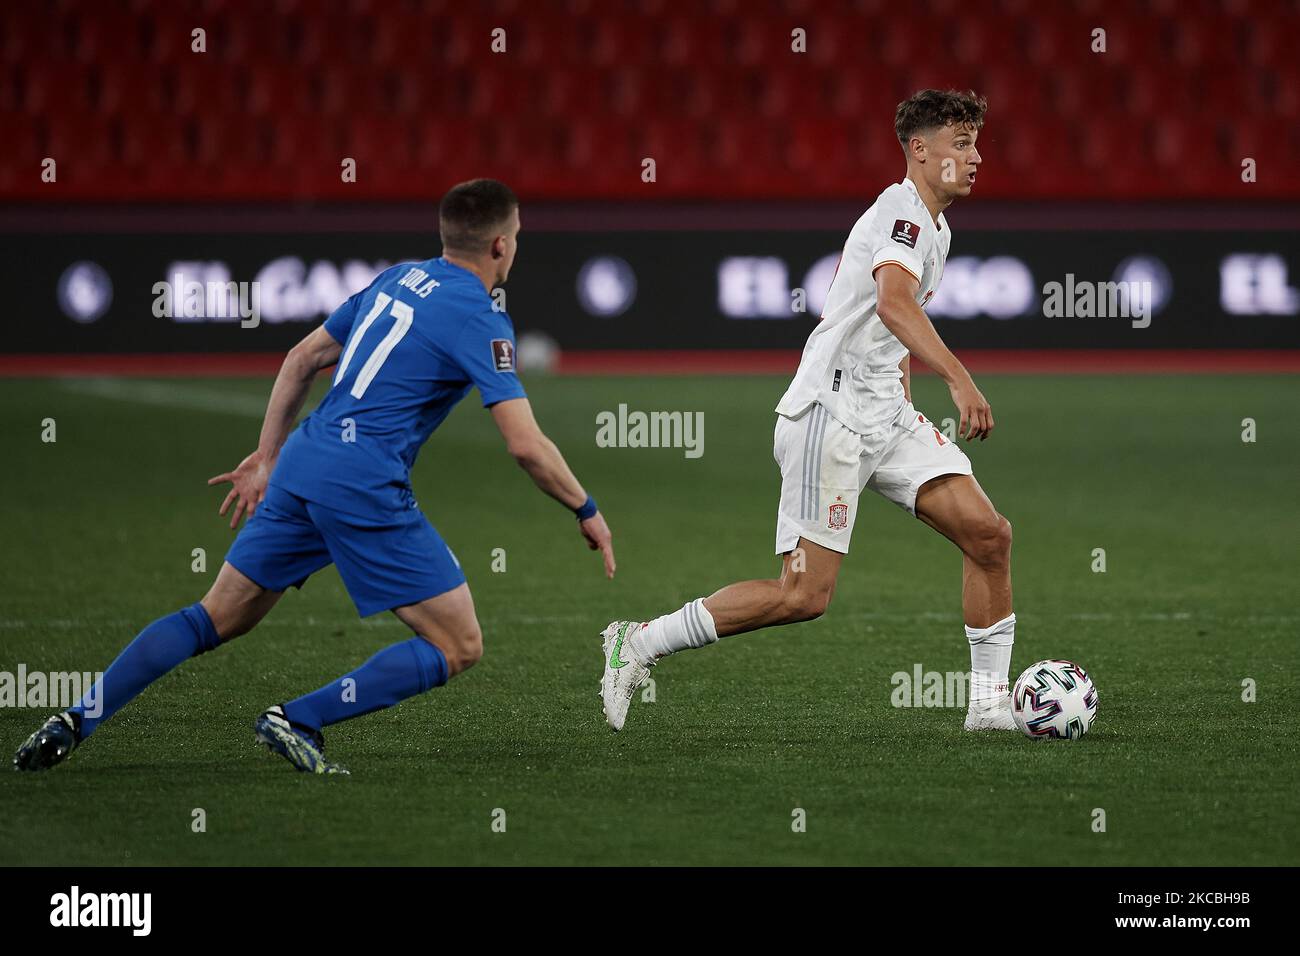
[439,178,518,255]
[894,89,987,146]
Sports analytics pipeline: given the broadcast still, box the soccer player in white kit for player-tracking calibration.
[601,90,1018,733]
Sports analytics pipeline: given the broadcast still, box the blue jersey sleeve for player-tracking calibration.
[323,267,400,345]
[454,309,527,407]
[323,289,367,345]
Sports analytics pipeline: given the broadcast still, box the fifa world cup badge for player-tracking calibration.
[491,338,515,372]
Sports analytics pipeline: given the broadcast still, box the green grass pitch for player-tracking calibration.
[0,372,1296,865]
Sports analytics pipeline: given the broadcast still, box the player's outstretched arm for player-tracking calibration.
[207,325,343,528]
[490,397,615,579]
[874,263,993,441]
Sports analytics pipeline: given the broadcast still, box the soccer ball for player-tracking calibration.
[1011,660,1099,740]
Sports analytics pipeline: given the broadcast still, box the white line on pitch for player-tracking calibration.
[60,378,268,418]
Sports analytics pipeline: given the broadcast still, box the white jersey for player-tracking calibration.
[775,177,951,434]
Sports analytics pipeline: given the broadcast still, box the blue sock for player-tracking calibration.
[283,637,448,731]
[70,603,221,739]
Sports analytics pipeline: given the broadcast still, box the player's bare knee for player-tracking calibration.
[992,514,1012,560]
[199,595,244,641]
[200,566,274,642]
[459,631,484,671]
[219,617,250,641]
[781,587,831,623]
[967,513,1012,568]
[443,624,483,674]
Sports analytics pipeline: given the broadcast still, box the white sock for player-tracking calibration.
[966,612,1015,704]
[631,598,718,663]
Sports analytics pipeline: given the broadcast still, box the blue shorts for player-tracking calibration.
[225,483,466,617]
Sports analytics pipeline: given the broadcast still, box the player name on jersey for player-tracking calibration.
[397,267,441,299]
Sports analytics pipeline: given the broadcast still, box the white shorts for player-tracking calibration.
[774,401,973,554]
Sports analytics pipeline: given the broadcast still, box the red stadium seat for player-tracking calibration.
[246,63,318,116]
[511,18,566,67]
[801,13,851,68]
[414,117,487,172]
[530,66,604,118]
[140,10,204,64]
[0,71,18,112]
[126,112,193,171]
[0,8,46,65]
[1199,68,1262,121]
[707,119,783,193]
[368,13,433,65]
[344,113,418,173]
[96,62,169,115]
[1080,115,1150,183]
[267,114,344,169]
[657,15,727,69]
[876,17,929,70]
[206,11,288,65]
[1123,64,1196,117]
[19,60,97,115]
[1171,15,1245,68]
[294,14,375,65]
[1223,116,1290,180]
[604,67,675,118]
[785,118,853,182]
[46,113,118,174]
[1,1,1296,200]
[734,15,786,67]
[436,15,498,68]
[583,15,656,68]
[758,67,823,120]
[1150,115,1195,169]
[1243,14,1300,66]
[0,111,43,169]
[168,61,249,116]
[561,117,632,194]
[319,62,412,116]
[999,118,1072,188]
[1261,65,1300,120]
[1023,16,1097,68]
[194,112,271,175]
[673,65,753,120]
[627,118,707,192]
[70,10,144,64]
[950,15,1024,67]
[825,67,898,123]
[1103,13,1171,66]
[973,67,1047,123]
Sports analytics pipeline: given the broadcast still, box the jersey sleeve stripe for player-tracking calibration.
[870,260,922,284]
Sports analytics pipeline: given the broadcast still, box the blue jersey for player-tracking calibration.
[272,257,526,521]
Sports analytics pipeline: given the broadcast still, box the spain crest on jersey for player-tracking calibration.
[829,501,849,529]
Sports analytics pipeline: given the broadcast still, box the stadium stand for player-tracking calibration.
[2,0,1296,200]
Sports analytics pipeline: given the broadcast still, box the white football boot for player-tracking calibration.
[599,621,653,732]
[963,692,1017,731]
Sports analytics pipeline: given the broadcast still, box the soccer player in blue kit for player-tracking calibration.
[14,179,615,775]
